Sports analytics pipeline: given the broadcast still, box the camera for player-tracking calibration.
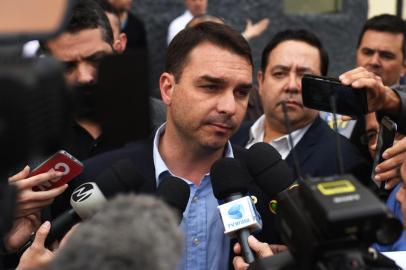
[251,175,402,270]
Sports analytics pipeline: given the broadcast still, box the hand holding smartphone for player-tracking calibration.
[371,117,397,188]
[31,150,83,191]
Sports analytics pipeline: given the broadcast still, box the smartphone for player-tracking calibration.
[371,117,397,188]
[302,74,368,116]
[31,150,84,191]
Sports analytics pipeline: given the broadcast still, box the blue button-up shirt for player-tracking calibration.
[374,184,406,252]
[153,124,233,270]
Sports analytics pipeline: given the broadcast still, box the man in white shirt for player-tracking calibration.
[167,0,270,45]
[232,29,369,182]
[167,0,207,44]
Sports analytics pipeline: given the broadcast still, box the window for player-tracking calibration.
[284,0,343,14]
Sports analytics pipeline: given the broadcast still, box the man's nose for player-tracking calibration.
[368,52,381,66]
[217,90,236,115]
[286,72,301,93]
[77,63,96,85]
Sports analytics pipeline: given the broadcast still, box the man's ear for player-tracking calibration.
[113,33,128,53]
[401,58,406,77]
[160,72,176,105]
[257,70,264,98]
[119,33,127,51]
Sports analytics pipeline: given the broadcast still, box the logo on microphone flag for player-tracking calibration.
[228,204,244,219]
[218,196,262,235]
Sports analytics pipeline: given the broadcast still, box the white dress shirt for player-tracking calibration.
[246,115,312,159]
[167,10,193,45]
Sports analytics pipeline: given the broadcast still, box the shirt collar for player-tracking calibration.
[152,123,234,186]
[246,114,313,158]
[247,115,266,146]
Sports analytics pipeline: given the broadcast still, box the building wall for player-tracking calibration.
[132,0,368,96]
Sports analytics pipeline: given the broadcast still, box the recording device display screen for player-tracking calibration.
[302,74,368,116]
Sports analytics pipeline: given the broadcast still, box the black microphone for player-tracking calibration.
[76,159,146,198]
[243,142,295,199]
[44,182,107,247]
[156,176,190,223]
[19,159,145,253]
[211,157,260,264]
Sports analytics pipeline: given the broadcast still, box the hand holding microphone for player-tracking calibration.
[18,159,145,254]
[233,235,274,270]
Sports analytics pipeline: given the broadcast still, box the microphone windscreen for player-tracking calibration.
[244,142,294,198]
[210,157,252,200]
[244,142,283,176]
[94,159,145,198]
[156,176,190,215]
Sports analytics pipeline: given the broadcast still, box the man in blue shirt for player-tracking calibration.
[376,156,406,252]
[55,21,257,270]
[155,21,253,270]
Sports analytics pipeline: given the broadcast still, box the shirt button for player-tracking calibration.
[192,196,199,203]
[193,238,200,246]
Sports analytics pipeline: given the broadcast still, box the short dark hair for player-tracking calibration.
[357,14,406,57]
[165,22,253,82]
[260,29,329,76]
[185,15,225,28]
[65,0,114,46]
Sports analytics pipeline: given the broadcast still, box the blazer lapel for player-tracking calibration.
[285,117,322,176]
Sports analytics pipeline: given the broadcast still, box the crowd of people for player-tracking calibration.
[2,0,406,269]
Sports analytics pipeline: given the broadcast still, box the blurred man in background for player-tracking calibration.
[167,0,269,45]
[97,0,128,53]
[106,0,147,53]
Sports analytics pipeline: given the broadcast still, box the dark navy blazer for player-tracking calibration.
[231,116,370,185]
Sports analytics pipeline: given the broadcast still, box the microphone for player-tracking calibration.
[44,182,107,247]
[75,159,145,198]
[156,176,190,223]
[241,142,296,214]
[19,159,145,253]
[211,157,261,264]
[243,142,295,199]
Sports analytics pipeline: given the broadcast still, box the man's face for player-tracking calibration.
[46,28,113,86]
[365,112,404,158]
[185,0,207,17]
[258,40,320,131]
[160,42,252,151]
[357,30,406,86]
[365,112,380,158]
